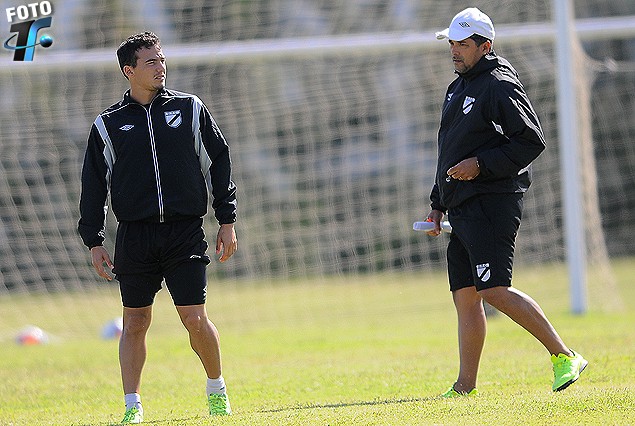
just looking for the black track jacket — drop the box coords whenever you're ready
[78,88,237,249]
[430,53,546,212]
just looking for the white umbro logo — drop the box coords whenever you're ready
[119,124,134,131]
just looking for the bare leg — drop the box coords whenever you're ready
[452,286,487,393]
[479,286,571,356]
[119,306,153,394]
[176,304,222,379]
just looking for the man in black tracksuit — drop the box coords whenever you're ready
[426,8,587,397]
[78,32,235,423]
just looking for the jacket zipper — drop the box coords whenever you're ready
[145,102,165,222]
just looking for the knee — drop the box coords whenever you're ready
[181,312,209,333]
[479,286,509,310]
[453,287,483,310]
[123,311,152,336]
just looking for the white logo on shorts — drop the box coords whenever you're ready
[476,263,491,282]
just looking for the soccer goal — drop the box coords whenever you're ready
[0,0,633,337]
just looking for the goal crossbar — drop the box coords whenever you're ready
[2,15,634,72]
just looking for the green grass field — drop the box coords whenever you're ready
[1,259,634,425]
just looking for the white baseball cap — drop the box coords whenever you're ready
[435,7,495,41]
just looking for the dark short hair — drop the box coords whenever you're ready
[116,31,161,77]
[469,34,492,47]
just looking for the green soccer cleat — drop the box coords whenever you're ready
[552,350,588,392]
[441,385,478,398]
[121,406,143,424]
[208,393,232,416]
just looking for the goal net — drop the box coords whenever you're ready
[0,0,633,338]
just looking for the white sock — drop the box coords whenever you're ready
[206,376,226,395]
[124,393,142,411]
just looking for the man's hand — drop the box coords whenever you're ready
[216,223,237,263]
[90,246,114,281]
[425,210,445,237]
[447,156,480,181]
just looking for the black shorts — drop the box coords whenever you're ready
[446,193,523,292]
[113,218,211,308]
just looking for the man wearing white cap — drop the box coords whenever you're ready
[425,8,588,397]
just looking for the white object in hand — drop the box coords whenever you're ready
[412,221,452,233]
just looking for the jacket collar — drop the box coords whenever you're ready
[121,88,168,107]
[456,52,499,81]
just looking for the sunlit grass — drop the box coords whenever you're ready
[0,259,633,425]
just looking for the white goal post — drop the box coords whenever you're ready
[554,0,587,314]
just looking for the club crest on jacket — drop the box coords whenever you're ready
[165,110,182,128]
